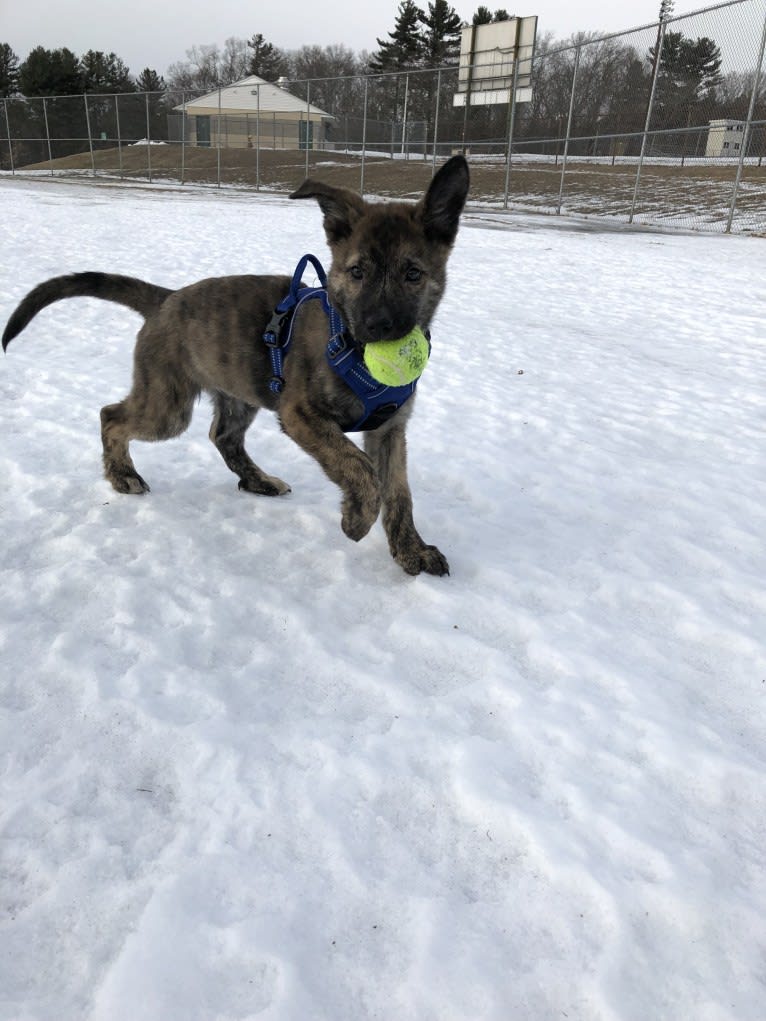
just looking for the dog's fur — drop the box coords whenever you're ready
[2,156,469,575]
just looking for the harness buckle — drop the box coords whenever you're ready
[264,309,292,348]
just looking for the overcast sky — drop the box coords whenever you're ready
[4,0,678,76]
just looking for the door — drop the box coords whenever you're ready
[196,116,211,147]
[299,119,314,150]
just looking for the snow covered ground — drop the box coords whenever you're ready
[1,176,765,1021]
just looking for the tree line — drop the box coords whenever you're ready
[2,0,763,162]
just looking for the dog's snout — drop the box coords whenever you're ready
[364,309,395,339]
[363,307,414,342]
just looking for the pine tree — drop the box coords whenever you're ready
[472,7,511,25]
[418,0,463,68]
[80,50,133,93]
[247,33,287,80]
[135,68,166,94]
[369,0,424,73]
[472,6,493,24]
[19,46,82,96]
[651,30,723,124]
[0,42,20,97]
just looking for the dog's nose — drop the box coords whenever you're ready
[364,310,395,339]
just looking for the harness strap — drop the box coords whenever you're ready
[263,254,422,433]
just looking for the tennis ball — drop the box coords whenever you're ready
[363,327,430,386]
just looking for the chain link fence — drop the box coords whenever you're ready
[2,0,765,232]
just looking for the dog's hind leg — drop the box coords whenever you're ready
[209,393,290,495]
[100,369,199,495]
[365,420,449,576]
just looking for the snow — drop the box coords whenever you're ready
[1,175,765,1021]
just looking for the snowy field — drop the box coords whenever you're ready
[1,176,765,1021]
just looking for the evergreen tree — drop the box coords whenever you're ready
[472,7,511,25]
[473,6,493,24]
[247,33,287,80]
[135,68,166,93]
[418,0,463,68]
[80,50,133,93]
[132,69,168,141]
[369,0,424,73]
[19,47,84,160]
[19,46,82,96]
[0,42,20,97]
[651,30,723,125]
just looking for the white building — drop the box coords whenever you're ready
[176,76,333,150]
[705,119,746,158]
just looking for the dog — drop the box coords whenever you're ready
[2,155,469,576]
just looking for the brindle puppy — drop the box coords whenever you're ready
[2,156,469,575]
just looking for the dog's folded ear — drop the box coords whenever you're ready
[418,155,470,247]
[290,180,367,243]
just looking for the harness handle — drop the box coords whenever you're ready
[276,253,328,313]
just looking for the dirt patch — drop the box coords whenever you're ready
[13,144,766,233]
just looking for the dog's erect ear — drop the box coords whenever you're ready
[418,155,470,246]
[290,180,367,243]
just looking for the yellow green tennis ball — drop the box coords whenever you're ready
[363,327,430,386]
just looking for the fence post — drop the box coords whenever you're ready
[256,83,261,192]
[83,94,96,176]
[42,97,53,172]
[402,73,410,159]
[432,68,442,174]
[630,18,667,224]
[305,79,311,178]
[3,99,14,174]
[145,92,153,183]
[361,76,368,196]
[217,84,222,188]
[726,4,766,233]
[115,94,123,178]
[503,42,522,210]
[180,91,186,185]
[556,44,581,215]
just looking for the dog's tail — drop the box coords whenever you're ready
[2,272,173,351]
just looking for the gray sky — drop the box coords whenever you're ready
[4,0,678,77]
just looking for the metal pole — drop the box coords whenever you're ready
[84,94,96,176]
[42,97,53,173]
[401,73,409,158]
[181,90,186,185]
[630,19,667,224]
[305,80,311,178]
[432,68,442,174]
[556,45,581,215]
[361,76,368,196]
[256,84,261,191]
[461,26,476,153]
[217,84,222,188]
[3,99,14,175]
[115,94,123,178]
[726,6,766,233]
[503,36,522,210]
[145,92,152,182]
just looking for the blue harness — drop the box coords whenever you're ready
[263,254,425,433]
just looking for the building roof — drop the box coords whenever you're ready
[177,76,333,118]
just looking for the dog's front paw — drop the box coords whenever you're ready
[395,543,450,577]
[341,487,381,542]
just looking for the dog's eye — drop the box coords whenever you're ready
[405,266,423,282]
[348,265,363,280]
